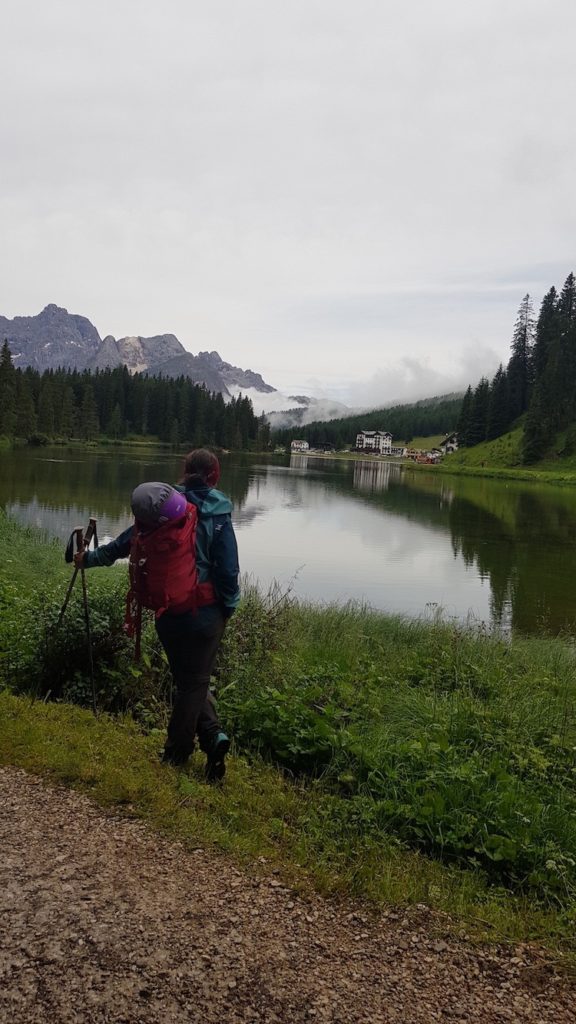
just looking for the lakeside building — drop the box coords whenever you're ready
[439,432,459,454]
[405,448,440,463]
[291,439,310,453]
[355,430,392,454]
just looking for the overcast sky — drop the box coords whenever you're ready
[1,0,575,405]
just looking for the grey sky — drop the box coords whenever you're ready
[1,0,575,405]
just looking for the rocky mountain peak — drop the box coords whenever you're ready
[0,305,277,397]
[42,303,67,315]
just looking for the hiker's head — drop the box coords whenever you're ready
[181,448,221,489]
[130,482,187,526]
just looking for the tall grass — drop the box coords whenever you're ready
[218,589,576,901]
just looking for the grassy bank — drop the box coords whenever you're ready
[1,511,576,950]
[0,434,270,456]
[431,461,576,486]
[0,433,174,450]
[431,428,576,486]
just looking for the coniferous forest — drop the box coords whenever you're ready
[457,272,576,463]
[0,351,267,450]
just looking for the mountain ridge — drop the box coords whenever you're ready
[0,304,276,400]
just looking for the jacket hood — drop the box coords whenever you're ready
[174,484,233,517]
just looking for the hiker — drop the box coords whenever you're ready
[75,449,240,781]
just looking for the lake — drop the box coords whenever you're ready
[1,446,575,636]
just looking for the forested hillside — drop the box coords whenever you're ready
[0,346,264,449]
[273,394,462,448]
[457,273,576,464]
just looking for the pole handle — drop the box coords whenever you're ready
[84,518,98,549]
[57,518,98,627]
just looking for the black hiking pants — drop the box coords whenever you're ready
[155,605,226,765]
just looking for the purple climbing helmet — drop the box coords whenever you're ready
[131,482,187,526]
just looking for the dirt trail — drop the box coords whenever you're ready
[1,766,574,1024]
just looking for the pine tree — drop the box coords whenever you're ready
[256,414,271,450]
[193,392,206,447]
[15,374,37,437]
[222,403,236,449]
[532,274,576,437]
[532,287,558,384]
[0,340,17,436]
[556,273,576,425]
[80,385,100,439]
[507,294,534,419]
[169,418,180,449]
[456,386,473,447]
[176,388,190,442]
[140,392,149,435]
[238,395,255,447]
[60,386,77,438]
[467,379,490,446]
[37,380,56,436]
[486,365,510,440]
[108,402,124,439]
[558,271,576,324]
[98,370,115,428]
[522,384,552,464]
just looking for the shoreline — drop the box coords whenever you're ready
[9,438,576,486]
[300,449,576,486]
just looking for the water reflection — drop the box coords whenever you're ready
[289,454,309,472]
[1,447,576,635]
[0,449,253,542]
[353,459,395,493]
[447,484,576,634]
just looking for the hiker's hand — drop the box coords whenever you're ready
[73,551,86,569]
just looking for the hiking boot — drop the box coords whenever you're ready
[205,732,230,784]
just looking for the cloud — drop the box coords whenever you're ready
[345,344,501,409]
[1,0,575,394]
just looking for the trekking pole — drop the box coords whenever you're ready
[57,517,98,627]
[76,528,97,716]
[57,517,98,715]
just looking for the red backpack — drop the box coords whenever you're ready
[124,502,214,658]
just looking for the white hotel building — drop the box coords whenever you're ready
[355,430,393,454]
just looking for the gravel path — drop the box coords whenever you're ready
[1,766,575,1024]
